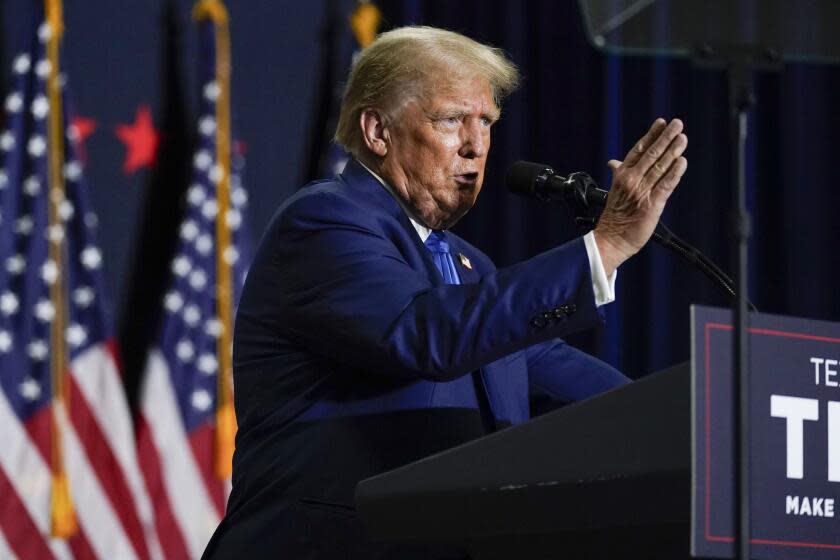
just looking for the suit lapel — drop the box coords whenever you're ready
[339,160,443,285]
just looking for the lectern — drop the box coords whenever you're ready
[357,307,840,559]
[356,362,692,559]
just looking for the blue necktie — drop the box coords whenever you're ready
[423,231,496,433]
[424,231,461,285]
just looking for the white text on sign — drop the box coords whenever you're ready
[770,395,840,481]
[785,495,835,517]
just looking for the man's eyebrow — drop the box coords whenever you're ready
[425,107,470,119]
[426,106,501,121]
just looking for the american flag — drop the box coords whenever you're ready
[136,2,251,558]
[0,10,160,560]
[308,0,381,179]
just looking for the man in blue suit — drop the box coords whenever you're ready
[203,26,688,559]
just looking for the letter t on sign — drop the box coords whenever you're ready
[771,395,819,479]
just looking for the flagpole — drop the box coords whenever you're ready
[44,0,78,538]
[193,0,236,481]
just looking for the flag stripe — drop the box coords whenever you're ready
[0,391,72,560]
[137,415,191,560]
[23,404,53,470]
[69,343,159,559]
[189,423,227,517]
[0,396,52,540]
[0,466,54,560]
[59,402,138,560]
[20,402,98,560]
[140,351,221,558]
[71,344,144,492]
[0,524,20,560]
[67,374,150,560]
[66,525,98,560]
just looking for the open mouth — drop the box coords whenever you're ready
[454,172,479,185]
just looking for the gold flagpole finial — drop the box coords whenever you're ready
[350,1,382,48]
[192,0,229,24]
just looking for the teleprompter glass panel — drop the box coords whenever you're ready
[578,0,840,63]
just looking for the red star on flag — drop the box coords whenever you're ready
[69,115,97,164]
[115,105,159,174]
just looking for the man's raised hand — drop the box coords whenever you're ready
[594,118,688,276]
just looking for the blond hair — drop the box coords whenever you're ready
[334,26,520,158]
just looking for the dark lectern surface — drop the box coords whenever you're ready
[356,362,692,559]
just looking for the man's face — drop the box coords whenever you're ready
[379,76,499,230]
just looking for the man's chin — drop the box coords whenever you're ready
[417,193,477,230]
[431,206,472,230]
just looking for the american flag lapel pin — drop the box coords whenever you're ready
[458,253,472,270]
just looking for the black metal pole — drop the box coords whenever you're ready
[729,61,754,560]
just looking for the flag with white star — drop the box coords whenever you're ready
[0,9,160,560]
[136,2,252,557]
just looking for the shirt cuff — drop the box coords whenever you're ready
[583,231,617,307]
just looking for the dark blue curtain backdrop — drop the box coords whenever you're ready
[1,0,838,392]
[373,0,840,378]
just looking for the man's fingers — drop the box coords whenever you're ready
[642,132,687,183]
[651,156,687,207]
[634,119,683,175]
[622,118,666,168]
[597,118,687,270]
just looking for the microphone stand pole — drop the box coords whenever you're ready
[731,55,754,560]
[695,44,781,560]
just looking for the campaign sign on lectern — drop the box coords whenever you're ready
[692,305,840,559]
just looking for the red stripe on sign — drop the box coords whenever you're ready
[0,466,55,560]
[704,323,713,542]
[189,422,227,517]
[750,538,840,550]
[68,376,151,560]
[137,415,191,560]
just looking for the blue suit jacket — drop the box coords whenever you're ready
[202,160,629,559]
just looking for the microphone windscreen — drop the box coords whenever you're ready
[505,161,554,198]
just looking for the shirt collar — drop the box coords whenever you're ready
[357,160,433,242]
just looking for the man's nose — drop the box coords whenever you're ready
[459,120,487,159]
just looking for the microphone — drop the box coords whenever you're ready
[505,160,758,311]
[505,161,609,209]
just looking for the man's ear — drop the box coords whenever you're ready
[360,108,389,157]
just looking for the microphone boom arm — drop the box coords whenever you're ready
[504,160,756,311]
